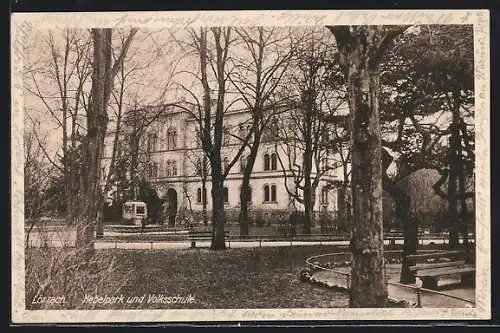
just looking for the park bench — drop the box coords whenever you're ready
[188,230,230,248]
[385,232,403,245]
[407,251,475,290]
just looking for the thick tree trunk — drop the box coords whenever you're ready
[347,68,387,307]
[210,172,227,250]
[75,29,113,253]
[328,25,407,308]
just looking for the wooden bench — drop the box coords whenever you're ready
[407,251,475,289]
[188,230,230,248]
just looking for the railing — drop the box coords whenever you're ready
[25,227,472,249]
[305,251,475,308]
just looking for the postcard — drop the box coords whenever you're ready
[11,9,490,323]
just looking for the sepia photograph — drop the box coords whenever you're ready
[10,10,490,323]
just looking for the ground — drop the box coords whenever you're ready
[26,245,349,310]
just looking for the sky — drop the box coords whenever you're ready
[22,25,474,170]
[22,26,339,158]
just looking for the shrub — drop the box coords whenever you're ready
[319,212,338,235]
[254,211,266,228]
[25,225,131,310]
[289,211,305,236]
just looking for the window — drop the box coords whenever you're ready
[101,166,106,183]
[166,160,172,176]
[271,185,277,202]
[147,132,157,152]
[172,160,177,176]
[321,187,329,204]
[264,184,276,202]
[271,153,277,170]
[239,124,247,138]
[223,126,230,145]
[167,127,177,150]
[240,155,246,174]
[247,125,253,143]
[192,129,200,148]
[196,159,202,175]
[223,187,229,204]
[196,188,207,203]
[264,185,270,202]
[166,160,177,177]
[264,153,270,171]
[223,157,229,173]
[150,162,158,178]
[321,158,328,172]
[239,123,252,140]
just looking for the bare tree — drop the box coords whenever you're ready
[96,29,181,234]
[276,29,346,234]
[74,28,137,252]
[25,30,92,225]
[172,27,253,250]
[24,124,58,246]
[228,27,295,237]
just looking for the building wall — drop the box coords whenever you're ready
[102,104,344,219]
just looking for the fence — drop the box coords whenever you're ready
[305,251,475,308]
[25,226,471,249]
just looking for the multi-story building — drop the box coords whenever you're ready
[102,101,345,225]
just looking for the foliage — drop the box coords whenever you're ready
[137,178,164,224]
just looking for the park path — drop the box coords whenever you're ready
[311,267,475,308]
[26,230,448,248]
[94,238,447,249]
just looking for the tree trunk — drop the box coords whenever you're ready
[238,172,251,237]
[303,176,313,234]
[75,29,114,253]
[130,133,140,200]
[448,87,461,250]
[347,68,387,307]
[337,183,346,232]
[210,170,226,250]
[238,136,260,237]
[202,174,208,225]
[328,25,407,308]
[394,190,416,284]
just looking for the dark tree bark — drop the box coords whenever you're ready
[447,86,461,250]
[327,25,408,307]
[239,131,261,237]
[75,28,137,252]
[210,158,226,250]
[387,184,416,284]
[201,155,209,225]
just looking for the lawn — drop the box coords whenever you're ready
[26,245,349,310]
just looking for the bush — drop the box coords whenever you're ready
[289,211,306,236]
[26,247,131,309]
[319,212,338,235]
[254,211,266,228]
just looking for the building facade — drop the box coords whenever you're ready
[102,102,344,225]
